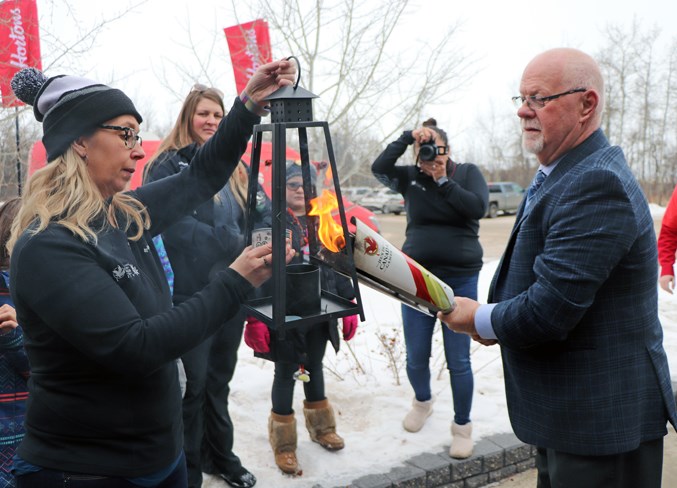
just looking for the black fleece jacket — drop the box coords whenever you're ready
[10,98,259,478]
[144,143,271,304]
[371,130,489,276]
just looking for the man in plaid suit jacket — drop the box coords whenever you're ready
[440,48,677,488]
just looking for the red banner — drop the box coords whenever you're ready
[224,19,272,94]
[0,0,42,107]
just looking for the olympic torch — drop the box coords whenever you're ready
[310,190,456,316]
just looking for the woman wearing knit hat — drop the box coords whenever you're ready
[6,59,295,487]
[243,162,357,476]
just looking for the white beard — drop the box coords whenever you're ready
[522,132,544,155]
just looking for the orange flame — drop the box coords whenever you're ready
[309,189,346,253]
[324,164,333,187]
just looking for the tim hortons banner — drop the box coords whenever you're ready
[224,19,272,94]
[0,0,41,107]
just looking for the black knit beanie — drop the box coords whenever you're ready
[286,162,316,184]
[11,68,143,161]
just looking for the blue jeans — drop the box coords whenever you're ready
[401,273,477,425]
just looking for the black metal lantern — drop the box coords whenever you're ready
[243,58,364,331]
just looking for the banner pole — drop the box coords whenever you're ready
[14,107,21,196]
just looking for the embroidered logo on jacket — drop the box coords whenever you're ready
[112,263,140,281]
[410,180,427,192]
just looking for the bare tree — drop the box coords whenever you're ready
[237,0,477,185]
[597,20,642,150]
[596,19,677,202]
[461,18,677,201]
[654,37,677,202]
[468,100,534,186]
[0,0,146,198]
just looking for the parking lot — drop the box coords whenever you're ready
[376,213,516,261]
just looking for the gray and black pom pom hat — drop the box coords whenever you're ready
[11,68,142,161]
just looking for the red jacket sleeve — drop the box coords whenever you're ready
[658,185,677,276]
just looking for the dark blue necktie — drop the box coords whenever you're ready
[525,170,546,209]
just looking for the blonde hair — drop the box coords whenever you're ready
[0,197,21,269]
[143,86,249,212]
[8,147,149,253]
[143,87,225,180]
[228,161,249,211]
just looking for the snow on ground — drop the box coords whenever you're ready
[204,203,676,487]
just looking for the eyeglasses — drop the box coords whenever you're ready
[98,125,142,149]
[191,83,224,99]
[286,181,304,191]
[511,88,586,109]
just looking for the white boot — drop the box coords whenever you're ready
[402,397,434,433]
[449,421,473,459]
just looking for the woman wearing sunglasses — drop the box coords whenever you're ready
[371,117,488,459]
[243,163,357,476]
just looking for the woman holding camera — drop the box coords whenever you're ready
[371,118,488,459]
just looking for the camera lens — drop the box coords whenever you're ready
[419,142,437,161]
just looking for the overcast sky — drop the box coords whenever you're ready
[39,0,677,152]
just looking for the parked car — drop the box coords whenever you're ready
[342,186,374,204]
[360,188,405,215]
[486,181,525,218]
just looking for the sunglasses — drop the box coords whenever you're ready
[191,83,224,99]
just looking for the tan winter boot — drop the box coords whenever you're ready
[402,397,434,433]
[268,411,300,475]
[449,421,473,459]
[303,399,345,451]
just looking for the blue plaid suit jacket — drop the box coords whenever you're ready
[489,129,677,455]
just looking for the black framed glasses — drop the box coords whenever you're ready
[99,125,142,149]
[511,88,586,110]
[191,83,224,99]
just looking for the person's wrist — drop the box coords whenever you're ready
[239,90,270,116]
[436,176,448,186]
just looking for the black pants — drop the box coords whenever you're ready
[16,453,187,487]
[271,324,329,415]
[181,311,244,488]
[536,437,664,488]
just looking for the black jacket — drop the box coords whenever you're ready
[372,130,489,277]
[145,143,271,303]
[10,98,258,477]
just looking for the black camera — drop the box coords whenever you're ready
[418,139,447,162]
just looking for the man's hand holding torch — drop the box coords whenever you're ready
[437,297,498,347]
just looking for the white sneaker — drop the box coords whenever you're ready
[449,421,473,458]
[402,397,434,433]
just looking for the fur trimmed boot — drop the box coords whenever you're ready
[449,421,473,459]
[303,399,345,451]
[268,411,300,475]
[402,397,434,433]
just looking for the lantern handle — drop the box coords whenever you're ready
[286,55,301,90]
